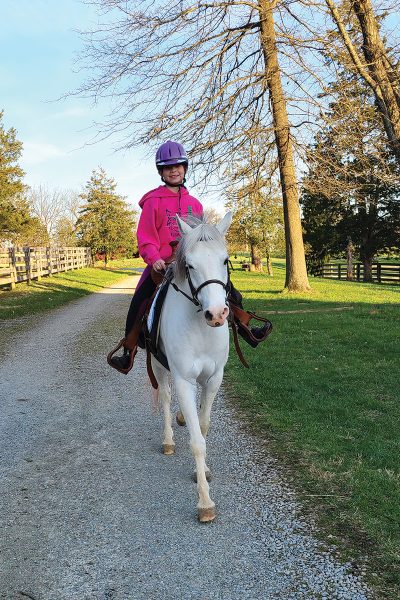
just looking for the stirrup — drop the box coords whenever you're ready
[107,338,137,374]
[229,305,272,347]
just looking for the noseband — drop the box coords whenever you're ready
[171,264,231,310]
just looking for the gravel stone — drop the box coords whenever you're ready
[0,277,372,599]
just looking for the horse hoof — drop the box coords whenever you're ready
[162,444,175,455]
[176,411,186,426]
[198,506,216,523]
[193,470,212,482]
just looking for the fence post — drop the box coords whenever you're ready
[9,247,16,289]
[46,247,52,276]
[376,263,381,283]
[36,248,42,281]
[24,247,32,284]
[338,264,341,280]
[56,247,61,273]
[356,263,361,281]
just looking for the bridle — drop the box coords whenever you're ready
[170,263,231,311]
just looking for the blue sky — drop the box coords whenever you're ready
[2,1,399,213]
[1,0,164,209]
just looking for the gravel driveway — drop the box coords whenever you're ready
[0,276,371,600]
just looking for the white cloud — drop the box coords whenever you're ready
[22,141,65,165]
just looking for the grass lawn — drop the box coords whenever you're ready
[227,259,399,598]
[0,258,145,320]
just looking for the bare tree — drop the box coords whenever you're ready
[28,185,74,241]
[324,0,400,162]
[225,130,284,271]
[76,0,311,290]
[204,207,223,225]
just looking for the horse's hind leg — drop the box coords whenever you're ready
[151,358,175,455]
[175,377,216,522]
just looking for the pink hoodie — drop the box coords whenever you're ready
[137,185,203,266]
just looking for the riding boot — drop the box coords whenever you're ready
[107,308,148,374]
[229,304,272,348]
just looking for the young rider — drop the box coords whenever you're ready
[108,140,270,373]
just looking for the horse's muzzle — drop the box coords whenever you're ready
[204,306,229,327]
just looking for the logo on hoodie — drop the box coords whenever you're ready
[166,209,180,237]
[166,205,193,237]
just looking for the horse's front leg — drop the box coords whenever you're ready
[174,376,216,522]
[151,358,175,455]
[199,369,224,437]
[198,369,224,479]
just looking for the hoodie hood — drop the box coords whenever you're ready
[138,185,189,208]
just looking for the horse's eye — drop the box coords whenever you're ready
[187,264,194,270]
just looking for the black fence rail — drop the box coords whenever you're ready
[317,262,400,284]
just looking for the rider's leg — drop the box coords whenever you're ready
[109,274,157,371]
[124,274,157,339]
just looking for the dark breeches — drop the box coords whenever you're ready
[228,284,243,309]
[125,274,157,336]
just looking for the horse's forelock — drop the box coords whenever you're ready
[174,215,226,282]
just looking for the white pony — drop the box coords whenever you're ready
[151,212,232,522]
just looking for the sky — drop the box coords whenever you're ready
[1,0,190,211]
[2,1,399,214]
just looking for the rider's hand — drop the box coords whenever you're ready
[152,259,166,273]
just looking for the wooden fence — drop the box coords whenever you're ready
[319,262,400,284]
[0,246,92,289]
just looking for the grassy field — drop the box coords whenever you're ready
[0,258,145,320]
[1,257,399,596]
[227,259,399,598]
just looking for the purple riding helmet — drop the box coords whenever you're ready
[155,141,188,168]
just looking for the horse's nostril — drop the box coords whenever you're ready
[205,310,213,321]
[215,322,221,327]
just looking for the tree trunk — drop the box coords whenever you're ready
[346,237,354,281]
[352,0,400,162]
[258,0,310,291]
[326,0,400,163]
[362,256,373,282]
[266,249,273,276]
[250,242,256,266]
[250,243,263,271]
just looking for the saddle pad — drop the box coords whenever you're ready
[145,279,170,370]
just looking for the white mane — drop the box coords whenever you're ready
[174,215,227,282]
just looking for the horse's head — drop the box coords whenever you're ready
[175,212,232,327]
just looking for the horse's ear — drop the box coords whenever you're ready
[216,212,232,236]
[176,214,192,236]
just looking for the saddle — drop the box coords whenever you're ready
[106,271,171,379]
[143,275,171,371]
[107,248,272,381]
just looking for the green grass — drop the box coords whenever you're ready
[227,259,399,598]
[0,258,145,320]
